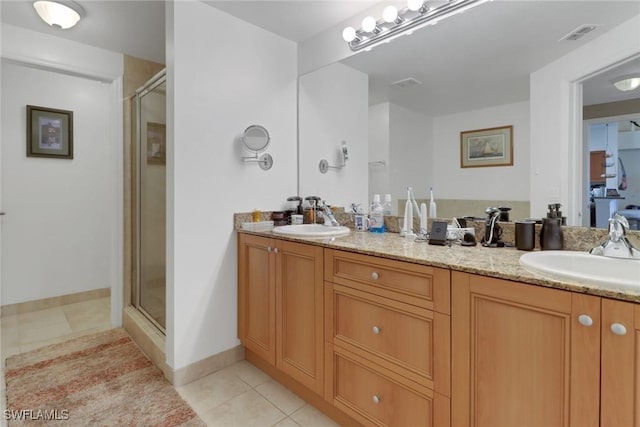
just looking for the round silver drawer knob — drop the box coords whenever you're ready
[371,272,379,280]
[611,323,627,336]
[372,395,381,404]
[372,326,381,335]
[578,314,593,327]
[267,246,272,253]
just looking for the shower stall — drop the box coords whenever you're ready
[132,69,166,332]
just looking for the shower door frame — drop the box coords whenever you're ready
[134,69,167,333]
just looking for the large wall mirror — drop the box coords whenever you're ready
[298,1,640,226]
[582,58,640,229]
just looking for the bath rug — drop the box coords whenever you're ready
[5,328,205,427]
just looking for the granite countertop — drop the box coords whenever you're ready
[238,228,640,304]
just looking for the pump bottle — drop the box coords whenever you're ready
[370,194,385,233]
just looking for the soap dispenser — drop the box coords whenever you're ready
[540,203,564,250]
[540,218,564,250]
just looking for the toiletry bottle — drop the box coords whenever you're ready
[382,194,392,216]
[370,194,385,233]
[429,187,437,218]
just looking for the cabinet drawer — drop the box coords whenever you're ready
[324,249,450,313]
[330,348,449,427]
[330,284,450,393]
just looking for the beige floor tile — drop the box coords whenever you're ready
[0,314,19,329]
[177,366,252,414]
[95,296,110,307]
[15,306,66,326]
[290,405,341,427]
[62,299,111,332]
[199,389,286,427]
[1,319,19,347]
[1,344,21,361]
[18,325,113,353]
[2,315,22,362]
[273,418,301,427]
[255,380,306,415]
[225,360,272,388]
[18,319,73,346]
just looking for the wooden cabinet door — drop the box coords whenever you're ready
[238,234,276,365]
[276,240,324,395]
[590,150,606,185]
[452,272,600,427]
[600,299,640,427]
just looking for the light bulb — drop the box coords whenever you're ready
[362,16,377,33]
[342,26,357,42]
[407,0,424,12]
[382,5,398,23]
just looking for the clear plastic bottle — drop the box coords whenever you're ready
[370,194,385,233]
[382,194,392,216]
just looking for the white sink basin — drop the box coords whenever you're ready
[519,250,640,290]
[272,224,351,238]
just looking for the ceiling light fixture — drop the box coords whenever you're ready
[613,75,640,92]
[342,0,490,52]
[33,0,85,29]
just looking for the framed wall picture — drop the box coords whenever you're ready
[146,122,166,165]
[460,125,513,168]
[26,105,74,159]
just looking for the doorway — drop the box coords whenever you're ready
[584,116,640,229]
[133,69,167,332]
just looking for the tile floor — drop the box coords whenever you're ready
[0,299,340,427]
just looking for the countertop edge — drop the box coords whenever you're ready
[237,229,640,304]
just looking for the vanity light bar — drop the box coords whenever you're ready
[344,0,490,52]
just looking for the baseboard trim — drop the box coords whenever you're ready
[171,345,245,387]
[123,306,244,386]
[1,288,110,317]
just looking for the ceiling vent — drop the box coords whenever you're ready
[559,24,597,41]
[391,77,423,88]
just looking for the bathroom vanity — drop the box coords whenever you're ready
[237,230,640,427]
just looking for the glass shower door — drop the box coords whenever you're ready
[136,70,166,331]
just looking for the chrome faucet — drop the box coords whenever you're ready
[590,214,640,259]
[320,201,340,227]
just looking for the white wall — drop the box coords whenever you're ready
[432,101,530,201]
[1,24,122,82]
[389,103,433,206]
[368,103,390,207]
[530,14,640,223]
[0,25,123,318]
[368,102,434,210]
[299,62,368,210]
[168,1,297,370]
[1,62,114,304]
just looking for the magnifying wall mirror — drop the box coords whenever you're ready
[319,140,349,173]
[241,124,273,170]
